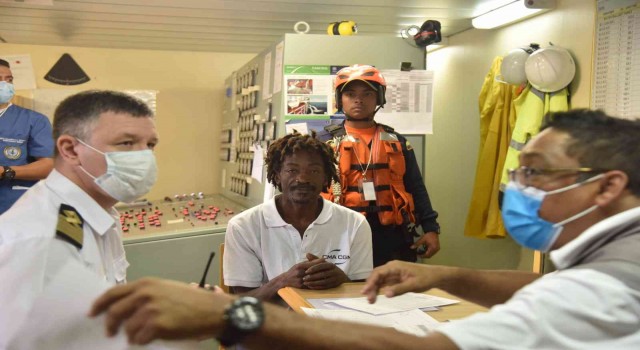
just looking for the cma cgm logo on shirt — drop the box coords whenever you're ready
[323,249,350,265]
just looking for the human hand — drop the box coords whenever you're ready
[89,278,234,345]
[411,231,440,258]
[361,260,449,303]
[279,254,326,289]
[302,253,350,289]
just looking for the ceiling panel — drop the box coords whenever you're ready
[0,0,509,53]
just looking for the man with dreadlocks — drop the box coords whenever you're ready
[223,132,373,302]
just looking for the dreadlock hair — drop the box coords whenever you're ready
[266,131,339,191]
[540,109,640,196]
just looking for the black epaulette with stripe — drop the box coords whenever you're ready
[56,204,84,249]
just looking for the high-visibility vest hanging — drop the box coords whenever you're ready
[500,85,570,191]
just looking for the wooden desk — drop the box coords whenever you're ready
[278,283,487,322]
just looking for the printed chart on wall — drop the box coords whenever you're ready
[591,0,640,119]
[377,70,434,134]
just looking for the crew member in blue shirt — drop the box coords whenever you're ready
[0,58,54,214]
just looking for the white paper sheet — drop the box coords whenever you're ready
[251,143,264,183]
[285,122,309,135]
[273,41,284,94]
[331,292,459,315]
[376,69,435,134]
[302,308,440,337]
[262,52,272,100]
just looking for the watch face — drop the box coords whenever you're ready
[3,167,15,180]
[229,298,264,331]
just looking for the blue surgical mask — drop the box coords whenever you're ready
[0,81,14,104]
[501,174,603,252]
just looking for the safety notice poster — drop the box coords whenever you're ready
[283,65,336,120]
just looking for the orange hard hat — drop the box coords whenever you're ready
[334,64,386,110]
[334,64,386,90]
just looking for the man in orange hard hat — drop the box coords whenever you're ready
[322,64,441,266]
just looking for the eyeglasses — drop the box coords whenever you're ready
[508,166,605,188]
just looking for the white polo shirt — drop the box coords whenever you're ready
[436,207,640,349]
[0,169,129,345]
[224,197,373,287]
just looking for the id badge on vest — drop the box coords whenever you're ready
[359,179,377,201]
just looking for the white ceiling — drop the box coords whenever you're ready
[0,0,510,54]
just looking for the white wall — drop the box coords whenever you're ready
[423,0,595,269]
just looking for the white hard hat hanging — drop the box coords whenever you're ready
[524,46,575,92]
[500,48,531,85]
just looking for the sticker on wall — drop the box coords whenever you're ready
[44,53,90,85]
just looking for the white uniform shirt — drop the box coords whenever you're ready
[0,169,129,345]
[224,197,373,287]
[437,207,640,350]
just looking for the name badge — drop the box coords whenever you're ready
[360,180,377,201]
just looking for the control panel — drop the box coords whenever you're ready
[117,193,246,242]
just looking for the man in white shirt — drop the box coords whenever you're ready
[0,90,159,347]
[224,132,373,301]
[91,109,640,349]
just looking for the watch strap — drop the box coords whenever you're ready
[218,323,244,347]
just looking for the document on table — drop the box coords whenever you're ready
[330,292,459,315]
[302,308,440,337]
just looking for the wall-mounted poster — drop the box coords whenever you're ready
[283,65,337,121]
[376,69,435,134]
[591,0,640,119]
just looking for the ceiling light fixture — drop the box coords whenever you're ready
[472,0,555,29]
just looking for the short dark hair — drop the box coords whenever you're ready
[53,90,153,155]
[541,109,640,196]
[0,59,9,69]
[265,131,339,191]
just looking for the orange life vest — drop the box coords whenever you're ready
[322,125,416,226]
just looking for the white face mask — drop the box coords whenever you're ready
[77,139,158,203]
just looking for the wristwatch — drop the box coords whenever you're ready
[217,296,265,347]
[1,166,15,181]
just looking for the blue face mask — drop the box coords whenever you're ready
[0,81,14,104]
[501,174,603,252]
